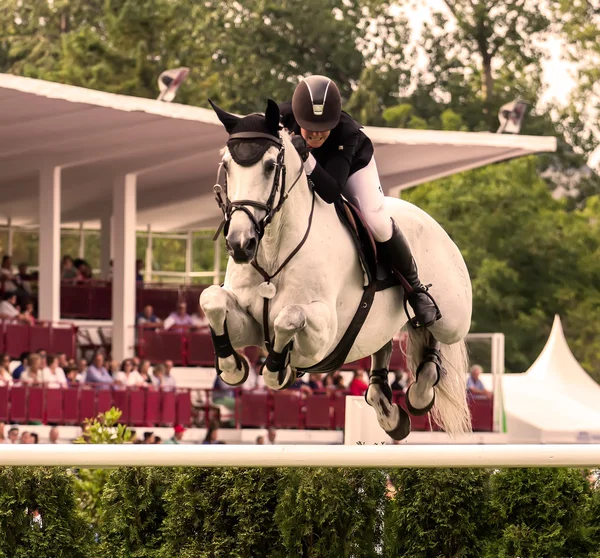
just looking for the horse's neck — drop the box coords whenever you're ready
[256,169,313,276]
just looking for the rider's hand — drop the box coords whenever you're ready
[290,134,310,162]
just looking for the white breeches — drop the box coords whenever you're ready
[343,155,393,242]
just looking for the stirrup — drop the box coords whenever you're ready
[403,284,442,329]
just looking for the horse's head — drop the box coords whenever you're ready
[210,99,301,264]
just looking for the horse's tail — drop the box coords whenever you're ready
[405,327,471,435]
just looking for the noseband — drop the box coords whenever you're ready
[212,131,304,241]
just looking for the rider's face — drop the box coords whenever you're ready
[301,128,330,149]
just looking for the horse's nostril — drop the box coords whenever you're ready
[245,237,257,253]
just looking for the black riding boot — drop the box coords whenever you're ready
[380,219,441,328]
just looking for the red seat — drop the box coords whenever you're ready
[145,389,160,426]
[51,326,77,360]
[139,329,186,365]
[28,386,44,423]
[62,387,79,425]
[61,284,92,319]
[187,331,215,366]
[5,323,30,359]
[45,389,64,424]
[237,392,269,428]
[30,323,52,353]
[175,390,191,427]
[112,389,129,424]
[470,396,493,431]
[9,385,27,423]
[332,393,346,430]
[273,392,303,429]
[305,393,332,429]
[160,390,176,426]
[79,388,96,423]
[0,385,9,421]
[128,389,146,426]
[96,389,113,415]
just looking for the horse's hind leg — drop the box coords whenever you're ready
[366,340,411,441]
[200,286,262,386]
[406,330,442,415]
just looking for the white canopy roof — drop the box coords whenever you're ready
[0,73,557,232]
[485,315,600,443]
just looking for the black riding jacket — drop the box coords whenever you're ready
[278,101,374,204]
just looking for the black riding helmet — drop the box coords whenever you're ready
[291,75,342,132]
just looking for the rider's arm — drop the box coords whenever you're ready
[304,153,351,204]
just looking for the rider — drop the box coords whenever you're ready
[279,75,440,328]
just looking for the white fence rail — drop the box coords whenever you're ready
[1,445,600,468]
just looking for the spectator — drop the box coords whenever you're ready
[76,358,88,381]
[84,353,114,387]
[20,431,31,444]
[0,422,5,443]
[136,259,144,284]
[42,354,68,389]
[143,432,155,444]
[21,302,36,325]
[163,301,194,332]
[74,259,92,280]
[161,360,177,390]
[191,305,210,329]
[256,435,264,445]
[153,436,162,444]
[0,354,12,386]
[61,255,79,280]
[36,349,48,369]
[212,374,236,411]
[31,433,39,444]
[307,372,324,391]
[348,369,368,396]
[391,371,407,393]
[49,427,60,444]
[151,363,167,389]
[0,255,17,291]
[267,426,277,445]
[8,427,19,444]
[12,351,30,380]
[137,305,161,327]
[115,359,145,388]
[138,360,153,384]
[323,373,336,393]
[202,423,223,445]
[15,263,33,294]
[163,425,185,444]
[467,365,492,399]
[333,374,346,390]
[57,353,69,370]
[65,368,79,385]
[0,292,25,321]
[20,353,44,385]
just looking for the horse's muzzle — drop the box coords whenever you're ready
[226,232,258,263]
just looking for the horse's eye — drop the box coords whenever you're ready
[264,161,276,173]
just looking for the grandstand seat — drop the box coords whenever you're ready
[160,390,176,426]
[61,283,92,319]
[62,387,79,425]
[332,393,346,430]
[470,396,493,431]
[175,390,192,427]
[79,388,96,423]
[90,284,112,320]
[305,393,332,429]
[45,388,64,424]
[272,392,303,429]
[112,389,130,424]
[5,323,30,359]
[0,385,8,421]
[236,392,269,428]
[128,389,146,426]
[28,387,44,423]
[137,288,180,320]
[139,329,186,365]
[187,331,215,366]
[145,389,160,426]
[9,385,27,423]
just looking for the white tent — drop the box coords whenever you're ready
[488,315,600,444]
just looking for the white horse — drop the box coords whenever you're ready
[200,100,473,440]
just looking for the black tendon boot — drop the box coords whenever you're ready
[380,219,441,328]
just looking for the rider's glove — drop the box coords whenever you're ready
[290,134,310,162]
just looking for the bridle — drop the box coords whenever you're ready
[212,131,306,242]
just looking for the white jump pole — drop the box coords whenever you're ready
[1,445,600,468]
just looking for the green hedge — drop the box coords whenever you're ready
[0,465,598,558]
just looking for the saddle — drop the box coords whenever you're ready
[296,200,400,375]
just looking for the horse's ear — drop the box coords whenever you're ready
[265,99,280,137]
[208,99,240,134]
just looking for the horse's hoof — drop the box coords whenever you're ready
[219,355,249,386]
[263,365,296,391]
[386,406,411,441]
[405,384,435,416]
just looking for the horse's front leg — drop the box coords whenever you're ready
[262,301,332,390]
[200,286,262,386]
